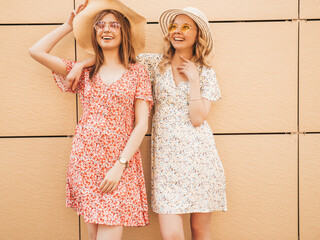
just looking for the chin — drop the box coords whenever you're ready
[172,44,193,52]
[98,43,120,50]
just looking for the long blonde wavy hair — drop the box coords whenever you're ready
[158,18,212,73]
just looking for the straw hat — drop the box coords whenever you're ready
[73,0,146,54]
[159,7,213,53]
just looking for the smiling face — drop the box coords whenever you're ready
[95,13,122,51]
[169,14,198,52]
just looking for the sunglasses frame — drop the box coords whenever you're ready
[94,21,122,33]
[168,23,197,34]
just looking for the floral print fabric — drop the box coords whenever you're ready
[137,53,227,214]
[52,59,153,226]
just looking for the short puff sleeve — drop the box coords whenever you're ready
[135,64,154,114]
[136,53,162,84]
[200,67,221,102]
[52,59,84,94]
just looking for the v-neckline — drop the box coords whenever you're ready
[97,65,130,89]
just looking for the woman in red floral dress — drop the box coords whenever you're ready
[29,1,152,239]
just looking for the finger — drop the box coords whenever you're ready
[106,182,115,193]
[76,4,83,14]
[177,69,185,75]
[180,55,191,63]
[71,77,79,91]
[104,180,114,193]
[110,183,118,192]
[99,180,106,191]
[83,0,89,9]
[66,77,73,89]
[102,181,111,193]
[77,0,88,14]
[176,66,185,71]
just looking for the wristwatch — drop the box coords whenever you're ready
[119,156,128,168]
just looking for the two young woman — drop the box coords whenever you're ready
[30,0,227,239]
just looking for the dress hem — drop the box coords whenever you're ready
[67,204,149,227]
[152,207,228,215]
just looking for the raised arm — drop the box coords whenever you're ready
[29,5,85,76]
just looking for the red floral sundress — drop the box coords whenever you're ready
[52,59,153,226]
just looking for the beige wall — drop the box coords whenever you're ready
[1,0,319,239]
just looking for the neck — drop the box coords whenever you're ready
[102,48,122,66]
[172,49,193,66]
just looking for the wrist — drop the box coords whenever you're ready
[62,23,73,32]
[118,156,128,169]
[188,76,200,84]
[115,160,126,170]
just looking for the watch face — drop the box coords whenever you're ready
[120,157,126,164]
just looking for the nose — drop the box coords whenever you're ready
[103,24,111,33]
[173,27,182,34]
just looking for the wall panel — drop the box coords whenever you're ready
[0,0,73,23]
[120,0,298,21]
[208,22,298,133]
[299,134,320,240]
[211,134,298,240]
[0,26,77,136]
[299,21,320,132]
[300,0,320,19]
[0,137,78,240]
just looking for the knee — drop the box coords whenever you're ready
[88,232,97,240]
[161,229,184,240]
[191,221,209,238]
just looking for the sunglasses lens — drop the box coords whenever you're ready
[181,24,191,33]
[95,21,105,31]
[168,23,177,33]
[109,22,120,32]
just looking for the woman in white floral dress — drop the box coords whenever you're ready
[137,8,227,239]
[68,5,227,240]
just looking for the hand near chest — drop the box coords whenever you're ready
[175,56,200,82]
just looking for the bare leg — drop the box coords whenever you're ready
[190,212,212,240]
[96,225,123,240]
[86,222,98,240]
[158,214,185,240]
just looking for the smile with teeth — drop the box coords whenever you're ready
[102,36,114,40]
[174,37,184,41]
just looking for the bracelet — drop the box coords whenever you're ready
[189,98,202,101]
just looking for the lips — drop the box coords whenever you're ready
[172,34,185,42]
[174,37,184,41]
[102,36,114,40]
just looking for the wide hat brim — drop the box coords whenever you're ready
[159,8,213,54]
[73,0,146,54]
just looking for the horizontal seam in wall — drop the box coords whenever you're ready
[1,132,320,138]
[1,18,320,26]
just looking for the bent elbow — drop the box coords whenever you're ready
[136,121,149,135]
[29,47,35,58]
[29,47,40,60]
[143,123,149,135]
[190,118,204,127]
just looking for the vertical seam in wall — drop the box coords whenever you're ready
[298,0,300,20]
[297,134,300,240]
[297,17,300,240]
[73,1,81,240]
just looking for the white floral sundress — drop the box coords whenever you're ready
[137,53,227,214]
